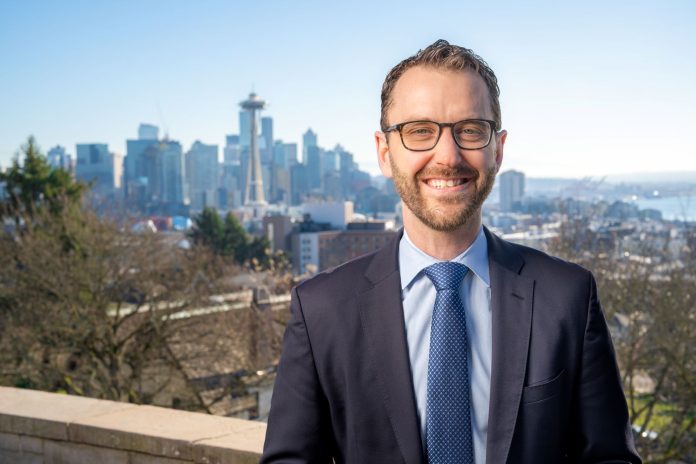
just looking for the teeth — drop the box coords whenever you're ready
[428,179,464,189]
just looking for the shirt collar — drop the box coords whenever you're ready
[399,226,490,290]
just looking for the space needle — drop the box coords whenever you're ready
[240,92,268,218]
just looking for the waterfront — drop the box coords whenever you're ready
[633,194,696,222]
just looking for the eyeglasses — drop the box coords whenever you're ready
[384,119,498,151]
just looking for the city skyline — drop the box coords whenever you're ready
[1,0,694,178]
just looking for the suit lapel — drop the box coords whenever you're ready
[484,228,534,464]
[359,231,424,464]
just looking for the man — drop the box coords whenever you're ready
[262,40,641,463]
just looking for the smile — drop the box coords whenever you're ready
[424,178,468,189]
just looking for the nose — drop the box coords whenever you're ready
[432,126,462,167]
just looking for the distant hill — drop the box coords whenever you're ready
[522,172,696,195]
[604,171,696,184]
[524,177,586,195]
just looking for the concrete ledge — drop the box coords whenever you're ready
[0,387,265,463]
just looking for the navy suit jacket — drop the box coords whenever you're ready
[261,228,641,463]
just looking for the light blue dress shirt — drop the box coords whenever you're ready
[399,227,492,464]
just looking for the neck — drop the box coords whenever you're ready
[403,211,482,261]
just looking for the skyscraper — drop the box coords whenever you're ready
[138,123,159,141]
[75,143,115,196]
[302,128,317,164]
[290,163,309,206]
[160,140,186,206]
[284,142,298,167]
[224,134,241,163]
[240,92,267,217]
[125,125,160,210]
[47,145,73,172]
[269,141,296,205]
[261,116,273,164]
[306,145,323,190]
[338,147,356,200]
[220,134,242,210]
[499,170,525,211]
[186,141,219,210]
[323,146,340,175]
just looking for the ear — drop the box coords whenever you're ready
[493,129,507,173]
[375,131,393,178]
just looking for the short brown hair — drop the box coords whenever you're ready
[380,39,501,132]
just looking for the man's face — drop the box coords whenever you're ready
[376,66,507,232]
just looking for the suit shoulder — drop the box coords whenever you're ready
[505,238,593,281]
[497,238,598,315]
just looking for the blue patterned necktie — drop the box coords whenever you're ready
[424,262,474,464]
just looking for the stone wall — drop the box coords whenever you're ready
[0,386,265,463]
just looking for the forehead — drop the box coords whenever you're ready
[388,65,492,123]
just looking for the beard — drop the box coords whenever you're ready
[390,158,496,232]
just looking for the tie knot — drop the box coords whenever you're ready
[424,262,469,291]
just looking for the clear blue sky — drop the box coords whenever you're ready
[1,0,694,178]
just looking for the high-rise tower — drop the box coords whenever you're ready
[499,170,525,212]
[240,92,268,217]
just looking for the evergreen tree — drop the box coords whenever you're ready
[0,136,85,223]
[188,207,287,271]
[189,208,250,264]
[223,212,248,263]
[189,207,225,252]
[246,235,273,270]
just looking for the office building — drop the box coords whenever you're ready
[338,148,356,198]
[306,145,323,190]
[291,227,398,274]
[270,165,290,204]
[273,141,297,169]
[260,116,273,164]
[221,135,242,210]
[323,148,339,176]
[124,132,161,210]
[290,163,309,206]
[262,214,293,253]
[138,124,159,141]
[47,145,73,172]
[187,141,219,210]
[224,135,241,163]
[303,201,354,228]
[302,128,317,164]
[160,140,186,206]
[499,170,525,212]
[112,153,123,190]
[75,143,115,196]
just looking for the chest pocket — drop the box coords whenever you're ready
[521,368,565,404]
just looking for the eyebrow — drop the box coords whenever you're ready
[395,115,488,122]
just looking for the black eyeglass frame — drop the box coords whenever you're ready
[383,118,499,152]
